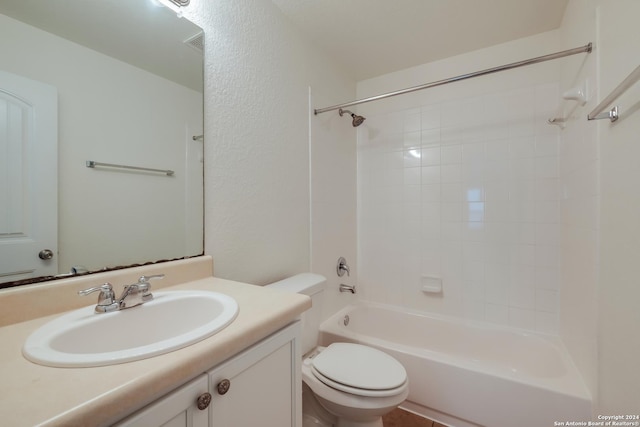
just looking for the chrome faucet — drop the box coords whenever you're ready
[79,274,164,313]
[336,257,350,277]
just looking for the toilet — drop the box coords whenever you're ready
[267,273,408,427]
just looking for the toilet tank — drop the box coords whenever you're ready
[267,273,326,355]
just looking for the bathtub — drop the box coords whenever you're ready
[319,302,591,427]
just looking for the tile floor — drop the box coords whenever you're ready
[382,408,447,427]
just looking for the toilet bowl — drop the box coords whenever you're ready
[267,274,409,427]
[303,344,408,427]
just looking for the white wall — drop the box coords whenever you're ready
[185,0,357,298]
[311,93,358,319]
[557,0,600,403]
[356,31,563,332]
[591,0,640,415]
[0,14,202,274]
[558,0,640,414]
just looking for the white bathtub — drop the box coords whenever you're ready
[319,302,591,427]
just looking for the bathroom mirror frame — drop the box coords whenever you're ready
[0,0,204,289]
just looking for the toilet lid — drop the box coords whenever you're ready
[311,343,407,391]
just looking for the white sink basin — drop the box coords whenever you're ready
[23,290,238,368]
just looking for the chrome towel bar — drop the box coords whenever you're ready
[86,161,174,176]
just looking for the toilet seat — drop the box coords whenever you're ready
[310,343,407,398]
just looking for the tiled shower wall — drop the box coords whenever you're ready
[357,83,561,333]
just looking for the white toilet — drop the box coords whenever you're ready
[268,273,409,427]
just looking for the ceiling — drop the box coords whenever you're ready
[271,0,569,80]
[0,0,203,91]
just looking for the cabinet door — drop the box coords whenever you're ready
[209,322,301,427]
[115,375,209,427]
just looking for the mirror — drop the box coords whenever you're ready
[0,0,204,288]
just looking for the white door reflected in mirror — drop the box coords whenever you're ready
[0,70,58,282]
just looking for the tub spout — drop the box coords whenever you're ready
[339,284,356,294]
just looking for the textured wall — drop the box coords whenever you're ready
[185,0,356,286]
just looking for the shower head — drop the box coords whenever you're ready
[338,108,366,127]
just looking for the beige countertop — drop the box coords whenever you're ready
[0,275,310,427]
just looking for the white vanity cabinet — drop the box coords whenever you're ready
[115,375,210,427]
[208,321,301,426]
[116,322,301,427]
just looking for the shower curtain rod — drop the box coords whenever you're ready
[314,43,592,115]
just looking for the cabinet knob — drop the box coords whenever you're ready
[217,379,231,395]
[196,392,212,410]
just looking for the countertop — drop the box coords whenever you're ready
[0,276,311,427]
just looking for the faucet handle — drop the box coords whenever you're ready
[137,274,164,285]
[135,274,164,294]
[78,282,114,297]
[119,275,162,309]
[78,283,118,313]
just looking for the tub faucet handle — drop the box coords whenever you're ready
[337,257,350,277]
